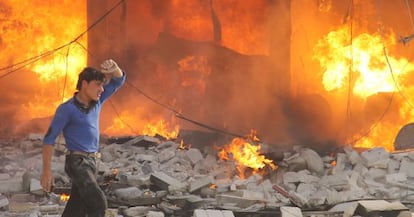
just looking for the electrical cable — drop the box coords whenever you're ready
[125,81,245,138]
[405,0,414,32]
[76,0,248,139]
[345,0,354,144]
[0,0,276,141]
[394,0,414,110]
[347,0,410,146]
[62,46,71,102]
[107,98,140,135]
[0,0,125,80]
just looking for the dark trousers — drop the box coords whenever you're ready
[62,155,107,217]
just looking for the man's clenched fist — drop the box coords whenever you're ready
[100,59,121,74]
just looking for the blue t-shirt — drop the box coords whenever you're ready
[43,72,126,152]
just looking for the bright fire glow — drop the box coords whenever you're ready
[314,26,414,98]
[103,109,179,139]
[314,25,414,151]
[178,139,192,150]
[218,131,277,179]
[1,1,87,121]
[60,194,70,203]
[142,119,179,140]
[167,0,270,55]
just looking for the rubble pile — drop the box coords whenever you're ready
[0,133,414,217]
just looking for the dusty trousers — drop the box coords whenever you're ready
[62,154,107,217]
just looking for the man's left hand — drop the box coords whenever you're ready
[100,59,121,74]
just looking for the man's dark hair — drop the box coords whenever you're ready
[76,67,106,90]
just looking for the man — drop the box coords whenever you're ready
[41,59,126,217]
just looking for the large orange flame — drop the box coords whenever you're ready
[314,26,414,98]
[313,25,414,151]
[1,0,87,122]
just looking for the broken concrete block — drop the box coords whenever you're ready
[355,200,409,216]
[284,153,307,172]
[158,148,177,163]
[39,204,63,214]
[296,183,317,198]
[165,194,205,209]
[193,209,235,217]
[300,147,325,176]
[120,173,151,186]
[0,177,24,193]
[0,195,9,209]
[8,201,39,213]
[360,147,389,168]
[188,176,214,193]
[216,194,258,208]
[366,168,387,179]
[156,141,179,151]
[283,170,319,184]
[136,153,156,162]
[288,191,308,208]
[0,173,11,180]
[307,191,327,207]
[399,158,414,178]
[209,162,236,179]
[123,135,160,147]
[185,148,204,165]
[230,189,265,201]
[147,210,165,217]
[343,146,363,165]
[331,153,347,175]
[319,174,349,191]
[385,173,407,184]
[114,186,143,201]
[280,206,303,217]
[150,172,186,191]
[329,201,359,217]
[122,206,156,217]
[30,178,44,196]
[388,159,400,175]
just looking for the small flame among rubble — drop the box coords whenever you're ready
[218,130,277,179]
[104,114,180,140]
[60,194,70,203]
[142,119,179,140]
[178,139,192,150]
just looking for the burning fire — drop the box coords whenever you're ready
[178,139,192,150]
[142,119,179,140]
[104,109,179,139]
[313,25,414,151]
[314,26,414,98]
[167,1,270,55]
[60,194,70,203]
[4,0,414,154]
[218,130,277,179]
[0,1,87,122]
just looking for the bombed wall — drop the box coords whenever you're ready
[86,0,293,146]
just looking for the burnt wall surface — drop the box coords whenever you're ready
[87,0,295,146]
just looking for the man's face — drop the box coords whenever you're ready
[83,80,104,101]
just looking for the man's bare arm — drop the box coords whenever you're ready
[41,144,54,192]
